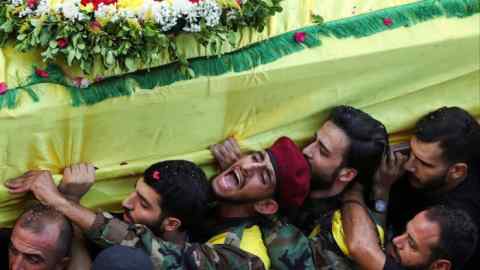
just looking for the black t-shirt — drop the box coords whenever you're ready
[0,228,12,269]
[387,167,480,269]
[383,255,405,270]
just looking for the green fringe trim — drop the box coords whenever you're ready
[1,0,479,109]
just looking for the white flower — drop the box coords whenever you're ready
[148,1,180,32]
[181,0,221,32]
[95,3,118,19]
[10,0,23,6]
[58,0,88,21]
[34,0,50,16]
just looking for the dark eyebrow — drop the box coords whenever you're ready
[136,192,151,207]
[412,152,434,167]
[407,233,418,249]
[317,139,330,155]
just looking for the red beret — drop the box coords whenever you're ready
[267,137,311,209]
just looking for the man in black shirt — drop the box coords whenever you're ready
[342,199,477,270]
[342,106,480,270]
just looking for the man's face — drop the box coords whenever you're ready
[404,137,450,190]
[302,121,349,190]
[386,211,441,270]
[212,150,277,203]
[122,178,163,229]
[9,224,65,270]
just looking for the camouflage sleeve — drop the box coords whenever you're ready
[262,219,317,270]
[85,212,265,270]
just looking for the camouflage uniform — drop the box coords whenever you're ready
[86,212,265,270]
[261,214,356,270]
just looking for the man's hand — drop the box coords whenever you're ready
[59,163,95,202]
[373,151,408,196]
[210,137,242,170]
[5,170,63,206]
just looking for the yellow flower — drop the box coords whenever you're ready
[47,0,63,9]
[117,0,145,10]
[80,3,95,13]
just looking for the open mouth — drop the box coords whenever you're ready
[123,211,133,224]
[220,167,243,191]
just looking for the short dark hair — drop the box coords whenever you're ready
[415,107,480,165]
[328,106,389,194]
[425,205,478,269]
[16,203,73,258]
[144,160,211,231]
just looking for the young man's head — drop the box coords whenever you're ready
[303,105,388,196]
[122,160,210,235]
[9,204,73,270]
[212,137,311,216]
[405,107,480,191]
[386,205,478,270]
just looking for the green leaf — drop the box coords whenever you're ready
[67,49,75,65]
[17,34,27,41]
[49,40,58,48]
[77,43,86,50]
[312,14,324,24]
[0,21,13,33]
[106,51,115,66]
[125,57,136,71]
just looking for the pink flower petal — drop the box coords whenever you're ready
[294,32,306,43]
[383,18,393,26]
[0,82,8,95]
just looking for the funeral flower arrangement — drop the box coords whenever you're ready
[0,0,283,75]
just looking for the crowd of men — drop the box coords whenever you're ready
[0,105,479,270]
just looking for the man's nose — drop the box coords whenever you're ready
[10,255,24,270]
[122,193,135,210]
[302,142,314,158]
[404,156,415,173]
[392,235,405,249]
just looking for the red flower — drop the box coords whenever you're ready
[383,18,393,26]
[57,38,69,49]
[27,0,38,9]
[189,0,201,3]
[0,82,8,95]
[35,68,49,78]
[294,32,306,43]
[236,0,242,4]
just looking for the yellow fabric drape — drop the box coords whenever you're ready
[0,1,478,226]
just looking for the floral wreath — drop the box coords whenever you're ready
[0,0,284,81]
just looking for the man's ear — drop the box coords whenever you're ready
[448,163,468,181]
[55,256,70,270]
[429,259,451,270]
[253,199,278,215]
[162,217,182,232]
[338,167,357,183]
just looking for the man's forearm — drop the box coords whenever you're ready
[51,195,97,231]
[342,201,386,270]
[372,186,391,228]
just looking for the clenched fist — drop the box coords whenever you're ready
[59,163,96,202]
[210,137,242,170]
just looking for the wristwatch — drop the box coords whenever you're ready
[374,199,387,213]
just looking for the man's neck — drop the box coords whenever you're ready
[162,230,188,246]
[217,203,256,219]
[310,181,347,199]
[428,175,467,197]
